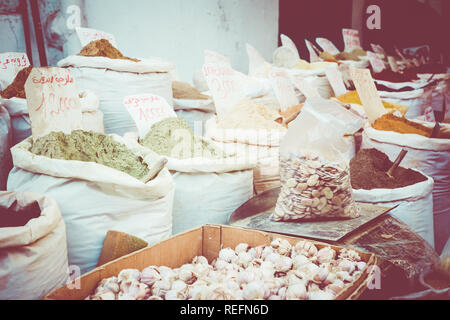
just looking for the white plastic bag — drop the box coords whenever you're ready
[7,135,175,274]
[353,171,435,246]
[0,191,68,300]
[273,98,362,221]
[378,88,432,119]
[0,106,12,190]
[361,122,450,252]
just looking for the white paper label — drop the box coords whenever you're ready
[316,37,340,55]
[202,51,245,120]
[123,94,176,138]
[342,28,361,52]
[367,51,386,73]
[325,65,347,97]
[370,43,386,56]
[246,43,270,77]
[270,68,299,111]
[289,75,320,100]
[304,40,321,62]
[75,27,117,47]
[273,46,299,68]
[24,67,83,140]
[387,56,399,72]
[350,67,386,124]
[280,34,300,60]
[0,52,30,90]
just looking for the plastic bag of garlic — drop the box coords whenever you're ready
[272,98,362,221]
[85,238,368,300]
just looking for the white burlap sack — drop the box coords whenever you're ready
[361,122,450,253]
[0,106,12,190]
[0,191,68,299]
[7,136,174,274]
[173,98,215,134]
[58,55,175,136]
[378,87,432,119]
[353,171,435,246]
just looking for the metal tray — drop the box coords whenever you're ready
[229,187,396,242]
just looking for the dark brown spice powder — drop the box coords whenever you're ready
[78,39,140,62]
[0,66,33,99]
[350,148,427,190]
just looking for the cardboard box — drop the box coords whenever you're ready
[45,225,377,300]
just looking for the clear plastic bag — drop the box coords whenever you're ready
[272,97,362,221]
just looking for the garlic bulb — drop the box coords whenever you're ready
[286,283,308,300]
[140,266,161,286]
[243,280,265,300]
[118,269,140,283]
[292,240,318,258]
[270,238,292,256]
[337,260,356,274]
[292,254,309,269]
[90,289,116,300]
[165,290,186,300]
[274,256,293,273]
[218,248,237,263]
[192,256,208,265]
[236,251,253,268]
[158,266,177,282]
[261,246,275,260]
[120,279,150,300]
[235,243,249,254]
[178,267,196,284]
[312,266,329,284]
[317,247,336,264]
[151,279,172,297]
[171,279,187,293]
[356,261,366,271]
[146,295,163,300]
[338,248,361,261]
[308,290,335,300]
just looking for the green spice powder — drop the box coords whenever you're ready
[140,117,226,159]
[30,130,150,180]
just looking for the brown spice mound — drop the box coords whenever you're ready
[0,66,33,99]
[372,113,450,139]
[78,39,140,62]
[424,270,450,290]
[172,81,210,100]
[350,148,427,190]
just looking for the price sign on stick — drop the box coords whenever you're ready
[325,65,347,97]
[350,67,386,124]
[202,50,245,120]
[25,67,83,140]
[316,38,340,55]
[367,51,386,73]
[123,94,176,138]
[342,28,361,52]
[304,40,321,62]
[246,43,270,77]
[75,27,117,47]
[270,68,300,111]
[0,52,30,90]
[280,34,301,60]
[370,44,386,56]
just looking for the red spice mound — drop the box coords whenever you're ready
[350,148,427,190]
[0,66,33,99]
[78,39,140,62]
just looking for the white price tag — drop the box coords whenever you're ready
[387,56,399,72]
[24,67,83,140]
[280,34,300,60]
[75,27,117,47]
[342,28,361,52]
[370,44,386,56]
[350,67,386,124]
[325,64,347,97]
[202,51,245,120]
[123,94,176,138]
[0,52,30,90]
[304,40,321,62]
[246,43,270,77]
[316,37,340,55]
[270,68,299,111]
[367,51,386,73]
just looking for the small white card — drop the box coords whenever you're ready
[75,27,117,47]
[342,28,361,52]
[0,52,30,90]
[316,37,340,55]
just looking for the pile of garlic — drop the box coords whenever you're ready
[85,238,367,300]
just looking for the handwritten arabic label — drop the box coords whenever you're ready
[370,44,386,56]
[75,27,117,47]
[202,51,245,120]
[350,67,386,124]
[316,38,340,55]
[123,94,176,138]
[270,68,299,111]
[0,52,30,90]
[304,40,321,62]
[367,51,386,73]
[342,29,361,52]
[25,68,82,140]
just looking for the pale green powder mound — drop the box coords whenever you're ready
[30,130,150,180]
[140,117,226,159]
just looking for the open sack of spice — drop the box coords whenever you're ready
[272,97,363,222]
[7,68,174,273]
